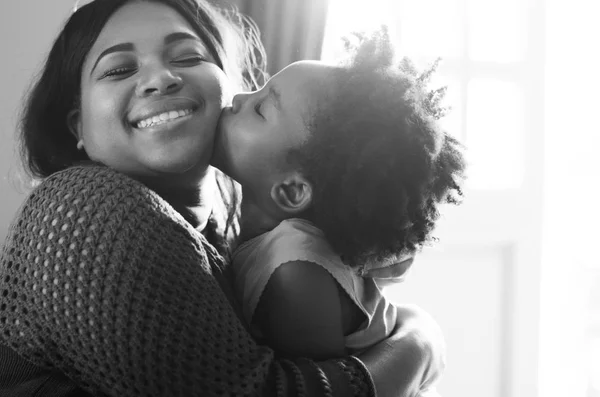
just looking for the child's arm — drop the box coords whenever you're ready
[254,260,347,360]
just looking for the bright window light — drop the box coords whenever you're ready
[323,0,527,190]
[321,0,400,63]
[466,79,524,189]
[400,0,463,58]
[591,337,600,393]
[467,0,527,62]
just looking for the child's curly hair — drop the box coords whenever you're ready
[291,27,466,271]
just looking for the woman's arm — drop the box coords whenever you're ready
[252,261,445,397]
[357,305,446,397]
[1,166,442,397]
[0,166,375,397]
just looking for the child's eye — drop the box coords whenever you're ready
[101,66,136,79]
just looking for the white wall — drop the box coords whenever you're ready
[0,1,74,243]
[540,1,600,396]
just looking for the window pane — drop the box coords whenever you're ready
[400,0,463,58]
[465,78,524,189]
[590,336,600,395]
[467,0,527,62]
[322,0,399,62]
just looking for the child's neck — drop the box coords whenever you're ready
[239,198,283,243]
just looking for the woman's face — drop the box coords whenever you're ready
[72,1,232,183]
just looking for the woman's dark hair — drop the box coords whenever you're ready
[18,0,267,251]
[292,28,466,270]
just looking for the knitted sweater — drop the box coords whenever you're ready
[0,165,376,397]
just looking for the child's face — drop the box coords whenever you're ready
[213,61,333,200]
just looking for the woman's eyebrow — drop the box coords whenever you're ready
[164,31,201,46]
[90,43,134,75]
[89,33,201,76]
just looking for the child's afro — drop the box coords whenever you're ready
[291,27,467,270]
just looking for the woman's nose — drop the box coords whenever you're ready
[136,66,183,97]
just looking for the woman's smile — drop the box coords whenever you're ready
[130,97,202,130]
[135,108,193,129]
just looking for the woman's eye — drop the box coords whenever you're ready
[101,67,136,79]
[254,101,264,118]
[173,55,206,66]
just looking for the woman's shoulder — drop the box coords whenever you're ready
[30,163,161,213]
[6,163,208,274]
[42,163,150,196]
[18,163,186,238]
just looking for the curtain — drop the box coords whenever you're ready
[223,0,331,76]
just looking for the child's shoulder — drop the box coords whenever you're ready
[274,218,323,236]
[232,218,359,325]
[253,218,340,267]
[268,218,327,246]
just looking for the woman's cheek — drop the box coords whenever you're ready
[216,78,233,109]
[211,65,234,108]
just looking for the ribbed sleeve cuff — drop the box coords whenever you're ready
[346,355,377,397]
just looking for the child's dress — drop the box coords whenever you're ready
[232,218,397,352]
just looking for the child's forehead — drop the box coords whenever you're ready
[275,62,337,90]
[272,61,339,112]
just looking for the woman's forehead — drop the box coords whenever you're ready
[93,2,198,50]
[83,2,201,69]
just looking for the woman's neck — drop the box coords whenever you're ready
[140,168,216,231]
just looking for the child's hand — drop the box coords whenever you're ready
[362,256,414,287]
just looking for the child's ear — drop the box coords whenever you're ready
[270,173,313,215]
[67,109,82,141]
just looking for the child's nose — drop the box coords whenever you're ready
[231,92,254,114]
[231,94,243,114]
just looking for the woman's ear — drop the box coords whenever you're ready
[67,109,82,141]
[270,173,313,215]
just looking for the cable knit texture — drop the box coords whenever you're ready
[0,165,375,397]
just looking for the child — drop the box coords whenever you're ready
[212,28,466,359]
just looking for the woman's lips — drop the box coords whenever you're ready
[135,108,193,129]
[130,97,202,128]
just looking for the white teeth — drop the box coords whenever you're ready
[135,108,193,129]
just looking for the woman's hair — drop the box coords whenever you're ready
[18,0,266,251]
[292,28,466,270]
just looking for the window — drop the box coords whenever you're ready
[322,0,534,190]
[322,1,599,397]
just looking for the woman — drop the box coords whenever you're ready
[0,0,444,396]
